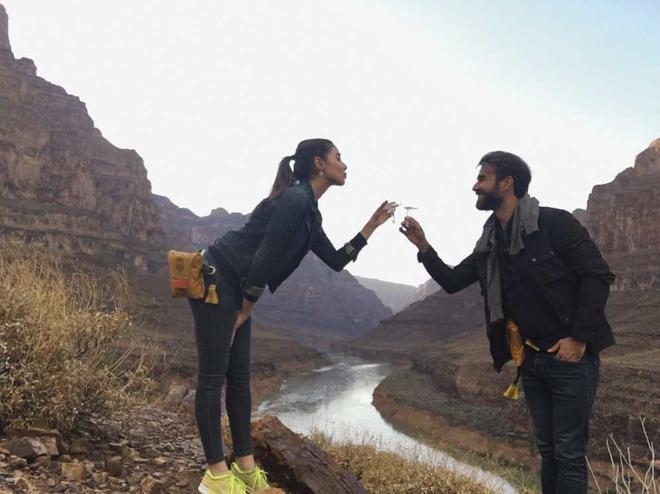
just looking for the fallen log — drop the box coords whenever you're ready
[252,416,367,494]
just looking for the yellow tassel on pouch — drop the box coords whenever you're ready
[205,284,219,305]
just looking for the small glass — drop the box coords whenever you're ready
[400,206,418,227]
[386,203,419,224]
[385,202,400,222]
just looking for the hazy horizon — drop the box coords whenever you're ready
[4,0,659,285]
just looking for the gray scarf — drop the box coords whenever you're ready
[473,194,540,323]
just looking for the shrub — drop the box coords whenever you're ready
[0,245,152,433]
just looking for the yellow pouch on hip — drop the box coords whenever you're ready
[167,250,205,299]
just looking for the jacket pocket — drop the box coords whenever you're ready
[528,250,576,327]
[529,249,571,284]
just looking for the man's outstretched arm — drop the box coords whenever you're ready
[400,216,478,293]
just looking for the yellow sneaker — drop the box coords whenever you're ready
[198,469,247,494]
[230,463,270,493]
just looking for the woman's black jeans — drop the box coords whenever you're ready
[189,275,252,464]
[521,349,600,494]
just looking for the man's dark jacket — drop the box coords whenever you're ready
[418,207,615,371]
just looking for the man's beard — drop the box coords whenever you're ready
[476,191,502,211]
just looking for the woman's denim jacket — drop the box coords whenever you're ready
[211,181,367,302]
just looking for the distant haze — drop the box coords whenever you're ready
[4,0,659,285]
[355,276,418,313]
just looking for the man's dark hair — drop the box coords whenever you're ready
[479,151,532,198]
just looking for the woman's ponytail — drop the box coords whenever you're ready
[269,156,296,199]
[266,139,334,200]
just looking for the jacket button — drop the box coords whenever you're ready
[531,257,537,262]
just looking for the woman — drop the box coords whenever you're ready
[192,138,394,494]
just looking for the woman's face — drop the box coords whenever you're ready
[319,146,348,186]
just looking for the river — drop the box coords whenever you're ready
[257,355,517,494]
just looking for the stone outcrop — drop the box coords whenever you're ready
[579,138,660,290]
[152,194,246,252]
[0,5,166,270]
[415,277,441,299]
[583,139,660,254]
[0,4,10,53]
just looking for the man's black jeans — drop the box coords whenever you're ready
[189,275,252,464]
[521,349,600,494]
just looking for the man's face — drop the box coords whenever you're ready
[472,164,504,211]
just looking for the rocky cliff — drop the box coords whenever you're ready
[0,5,9,53]
[0,7,166,270]
[152,194,246,251]
[584,138,660,255]
[580,138,660,290]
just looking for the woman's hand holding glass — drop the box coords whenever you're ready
[360,201,398,239]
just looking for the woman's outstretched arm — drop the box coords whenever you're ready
[312,201,394,271]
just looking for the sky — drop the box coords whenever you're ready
[4,0,660,286]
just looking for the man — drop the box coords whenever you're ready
[400,151,614,494]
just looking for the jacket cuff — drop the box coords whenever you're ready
[417,246,437,263]
[570,326,595,344]
[343,233,368,261]
[242,284,264,302]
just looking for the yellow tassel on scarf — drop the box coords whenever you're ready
[503,320,525,400]
[503,381,520,400]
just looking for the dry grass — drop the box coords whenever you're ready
[589,417,658,494]
[307,429,502,494]
[0,245,154,433]
[221,419,504,492]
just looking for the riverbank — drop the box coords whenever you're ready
[372,368,540,493]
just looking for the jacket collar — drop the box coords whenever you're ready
[474,194,539,255]
[300,180,319,210]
